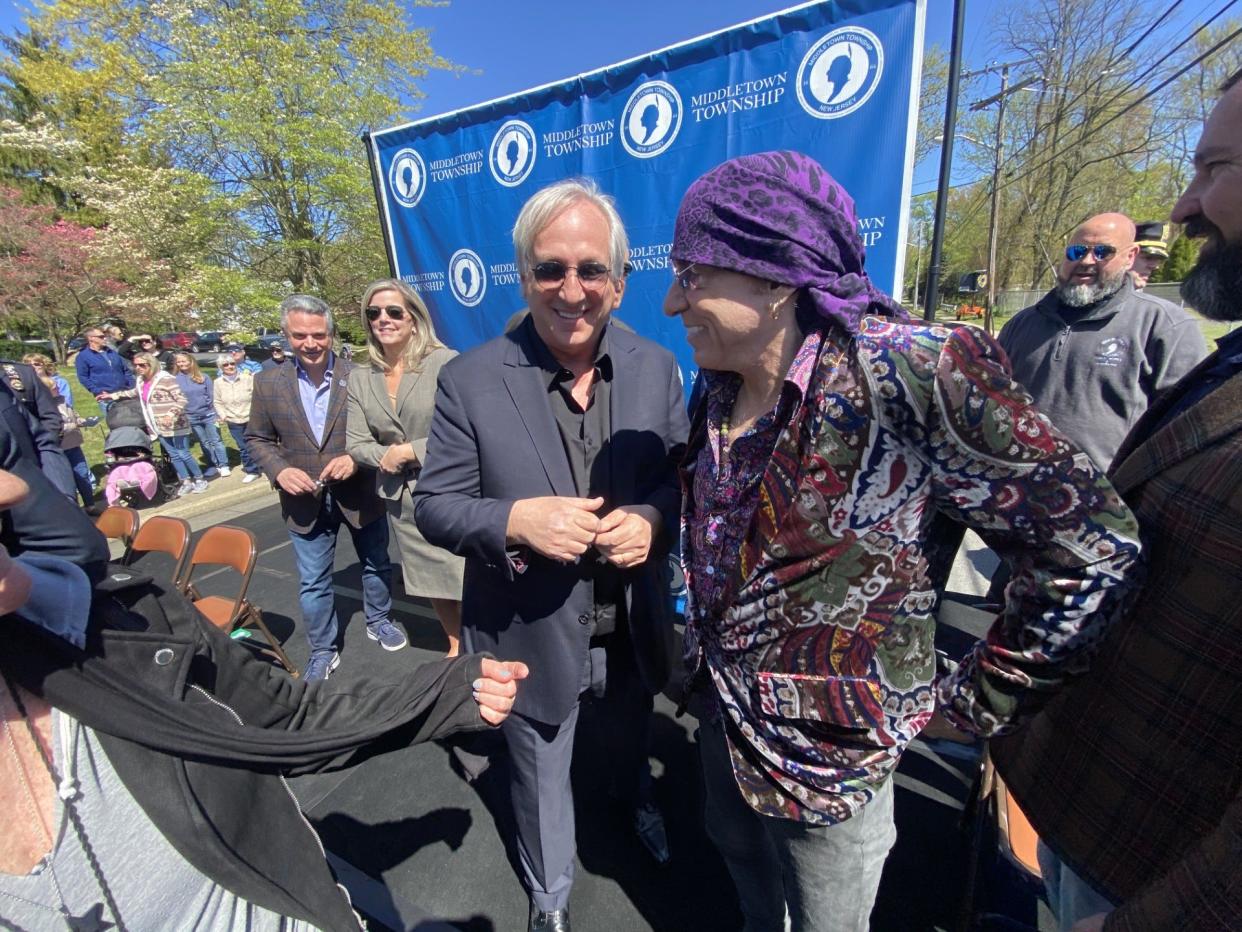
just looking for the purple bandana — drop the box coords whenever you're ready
[671,150,908,333]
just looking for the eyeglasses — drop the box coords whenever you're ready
[133,363,150,370]
[530,260,613,290]
[365,304,408,322]
[1065,243,1118,263]
[220,363,236,368]
[671,263,702,291]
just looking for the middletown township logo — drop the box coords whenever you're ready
[489,120,537,187]
[620,81,683,159]
[795,26,884,120]
[388,149,427,207]
[1093,337,1129,368]
[448,249,487,308]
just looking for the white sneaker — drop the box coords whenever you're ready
[178,479,194,497]
[241,472,260,484]
[192,479,209,493]
[218,466,232,477]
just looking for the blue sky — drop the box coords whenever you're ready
[0,0,1220,193]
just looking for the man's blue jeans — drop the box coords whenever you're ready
[189,418,229,469]
[225,421,260,474]
[64,446,94,505]
[288,492,392,654]
[1037,840,1117,931]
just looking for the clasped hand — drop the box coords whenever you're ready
[275,455,357,495]
[506,497,660,568]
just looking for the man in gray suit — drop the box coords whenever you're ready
[414,179,689,932]
[247,294,402,682]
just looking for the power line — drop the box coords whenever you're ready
[1115,1,1185,69]
[942,14,1240,249]
[997,23,1241,201]
[981,0,1237,188]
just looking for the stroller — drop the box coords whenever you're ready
[102,398,180,507]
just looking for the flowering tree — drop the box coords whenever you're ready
[0,187,163,359]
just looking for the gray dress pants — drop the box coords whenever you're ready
[501,634,653,912]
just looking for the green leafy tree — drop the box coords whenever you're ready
[29,0,459,298]
[1151,234,1200,284]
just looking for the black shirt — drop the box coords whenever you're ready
[530,325,623,636]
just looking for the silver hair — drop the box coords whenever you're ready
[215,353,237,369]
[279,294,335,334]
[512,178,629,279]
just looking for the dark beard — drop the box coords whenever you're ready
[1180,219,1242,321]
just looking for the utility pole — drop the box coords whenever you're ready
[982,66,1007,336]
[924,0,967,321]
[968,60,1040,334]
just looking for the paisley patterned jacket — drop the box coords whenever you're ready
[681,318,1143,825]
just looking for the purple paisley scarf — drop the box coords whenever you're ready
[671,150,908,333]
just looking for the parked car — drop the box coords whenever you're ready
[192,331,228,353]
[67,336,87,352]
[161,331,196,350]
[256,327,284,349]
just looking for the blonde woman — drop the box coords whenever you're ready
[213,353,262,483]
[103,351,206,495]
[22,353,72,406]
[172,352,230,476]
[346,279,464,655]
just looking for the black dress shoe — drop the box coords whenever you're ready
[634,801,671,865]
[528,904,570,932]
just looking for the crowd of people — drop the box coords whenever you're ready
[0,65,1237,932]
[10,320,298,507]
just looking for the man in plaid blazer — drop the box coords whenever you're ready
[247,295,399,681]
[990,70,1242,932]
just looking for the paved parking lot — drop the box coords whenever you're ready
[128,499,1045,931]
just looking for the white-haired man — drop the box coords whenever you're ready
[415,180,689,932]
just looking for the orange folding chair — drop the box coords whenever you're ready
[181,525,296,676]
[990,759,1042,878]
[125,515,192,586]
[95,505,140,561]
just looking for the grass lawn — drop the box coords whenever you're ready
[929,305,1238,349]
[62,363,244,489]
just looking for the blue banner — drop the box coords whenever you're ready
[366,0,925,384]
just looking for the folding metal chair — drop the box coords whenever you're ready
[95,505,140,561]
[125,514,192,587]
[181,524,296,675]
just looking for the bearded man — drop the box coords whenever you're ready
[987,69,1242,932]
[997,212,1205,470]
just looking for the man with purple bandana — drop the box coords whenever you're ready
[663,151,1143,931]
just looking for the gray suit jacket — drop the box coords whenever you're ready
[414,319,689,724]
[345,347,457,499]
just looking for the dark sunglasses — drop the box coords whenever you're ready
[133,362,150,369]
[1065,243,1118,262]
[530,260,613,288]
[365,304,408,322]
